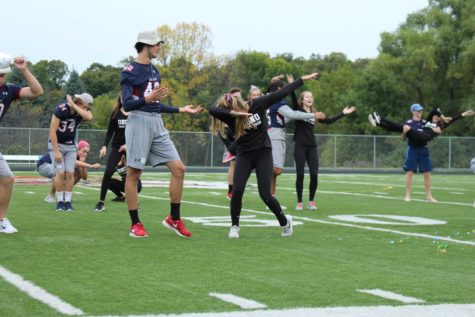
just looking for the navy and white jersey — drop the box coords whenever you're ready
[51,102,84,145]
[267,99,287,128]
[120,61,178,114]
[405,118,428,147]
[0,83,22,122]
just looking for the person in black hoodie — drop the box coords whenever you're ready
[209,72,320,239]
[292,90,355,211]
[94,96,128,211]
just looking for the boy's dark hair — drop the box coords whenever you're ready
[134,42,146,53]
[266,80,285,94]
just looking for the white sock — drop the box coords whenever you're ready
[64,192,72,202]
[56,192,64,202]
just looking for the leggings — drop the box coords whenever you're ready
[231,148,286,226]
[108,177,142,197]
[294,142,319,203]
[380,117,435,146]
[99,148,123,201]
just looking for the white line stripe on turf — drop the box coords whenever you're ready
[87,303,475,317]
[77,187,475,246]
[209,292,267,309]
[0,265,84,315]
[357,289,425,303]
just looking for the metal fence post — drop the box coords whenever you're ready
[373,136,376,168]
[333,135,337,168]
[448,137,452,169]
[210,133,214,168]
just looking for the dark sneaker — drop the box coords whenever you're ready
[111,196,126,202]
[95,202,105,211]
[56,201,65,211]
[63,201,73,211]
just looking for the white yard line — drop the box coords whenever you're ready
[357,289,425,303]
[87,303,475,317]
[209,293,267,309]
[77,186,475,246]
[0,265,84,316]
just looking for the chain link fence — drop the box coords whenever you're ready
[1,127,474,172]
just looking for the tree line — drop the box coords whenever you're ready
[3,0,475,137]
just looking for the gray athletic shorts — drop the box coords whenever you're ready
[0,152,14,178]
[268,128,286,169]
[48,143,77,173]
[126,111,180,170]
[37,162,55,179]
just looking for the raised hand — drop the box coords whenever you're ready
[12,56,27,70]
[301,72,320,81]
[343,106,356,115]
[314,112,326,120]
[182,105,203,114]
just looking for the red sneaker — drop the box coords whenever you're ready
[162,215,192,237]
[129,223,149,238]
[227,192,232,200]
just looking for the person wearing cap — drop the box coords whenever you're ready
[0,53,43,234]
[369,104,438,202]
[49,93,94,211]
[38,140,101,204]
[120,30,203,238]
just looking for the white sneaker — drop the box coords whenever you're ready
[228,225,240,239]
[281,215,293,237]
[368,114,377,127]
[44,194,56,203]
[295,203,303,211]
[373,112,381,124]
[0,218,18,234]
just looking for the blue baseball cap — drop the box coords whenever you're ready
[410,103,423,112]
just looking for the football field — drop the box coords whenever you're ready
[1,172,474,317]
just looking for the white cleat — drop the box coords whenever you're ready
[228,225,240,239]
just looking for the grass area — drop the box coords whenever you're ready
[0,172,474,316]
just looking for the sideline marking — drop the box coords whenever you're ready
[83,303,475,317]
[357,289,425,304]
[77,186,475,246]
[209,292,267,309]
[0,265,84,316]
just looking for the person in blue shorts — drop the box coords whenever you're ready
[402,104,437,202]
[0,54,43,234]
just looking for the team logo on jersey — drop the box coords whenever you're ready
[117,119,127,128]
[58,103,68,112]
[247,114,262,130]
[123,65,134,72]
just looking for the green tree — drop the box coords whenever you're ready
[80,63,121,97]
[64,70,85,96]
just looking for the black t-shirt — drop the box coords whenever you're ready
[209,78,304,154]
[103,110,128,148]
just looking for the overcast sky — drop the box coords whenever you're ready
[3,0,429,72]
